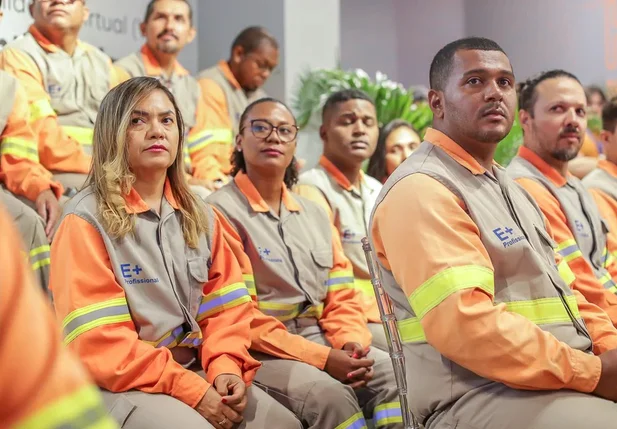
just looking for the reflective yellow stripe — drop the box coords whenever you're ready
[196,282,251,321]
[373,403,403,427]
[63,297,132,345]
[243,274,257,297]
[13,384,117,429]
[187,128,233,153]
[334,411,367,429]
[557,259,576,286]
[399,296,581,344]
[1,137,39,162]
[354,278,376,297]
[257,301,324,321]
[409,265,494,319]
[506,295,580,324]
[62,126,94,146]
[29,98,56,122]
[604,248,616,268]
[398,317,425,343]
[556,239,582,263]
[30,245,50,257]
[32,258,51,271]
[327,270,355,292]
[599,272,617,294]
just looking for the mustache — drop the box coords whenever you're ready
[559,125,581,137]
[157,30,178,40]
[479,102,506,116]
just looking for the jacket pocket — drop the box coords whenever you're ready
[107,394,137,427]
[187,257,209,284]
[311,248,333,269]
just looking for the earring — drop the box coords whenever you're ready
[237,148,242,152]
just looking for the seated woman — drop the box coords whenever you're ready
[367,119,421,183]
[50,77,301,429]
[207,97,403,429]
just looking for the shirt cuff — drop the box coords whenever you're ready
[301,342,331,370]
[569,349,602,393]
[171,369,211,408]
[205,354,243,385]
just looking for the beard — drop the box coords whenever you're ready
[550,147,579,161]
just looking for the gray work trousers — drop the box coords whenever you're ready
[253,318,404,429]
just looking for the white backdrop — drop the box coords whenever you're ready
[0,0,199,73]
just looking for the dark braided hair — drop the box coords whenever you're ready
[231,97,299,189]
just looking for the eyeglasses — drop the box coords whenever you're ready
[240,119,299,143]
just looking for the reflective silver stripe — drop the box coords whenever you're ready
[63,301,131,344]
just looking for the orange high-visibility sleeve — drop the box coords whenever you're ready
[372,173,602,393]
[50,214,209,408]
[1,81,62,200]
[0,206,116,429]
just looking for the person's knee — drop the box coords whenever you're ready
[305,377,360,418]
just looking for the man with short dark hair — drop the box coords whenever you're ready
[508,70,617,325]
[297,89,387,349]
[583,96,617,274]
[371,37,617,428]
[0,0,122,193]
[197,26,279,182]
[114,0,217,193]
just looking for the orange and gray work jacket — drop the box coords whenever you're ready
[114,45,225,181]
[197,61,266,179]
[298,155,383,323]
[0,204,117,429]
[509,147,617,319]
[207,172,372,351]
[50,180,260,408]
[0,69,62,201]
[370,128,617,423]
[584,160,617,264]
[0,25,121,174]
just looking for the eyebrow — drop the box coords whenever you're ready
[462,68,515,78]
[132,109,175,117]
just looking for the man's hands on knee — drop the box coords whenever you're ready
[594,349,617,402]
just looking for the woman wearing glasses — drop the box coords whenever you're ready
[207,98,403,429]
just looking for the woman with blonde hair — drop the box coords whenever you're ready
[50,77,301,429]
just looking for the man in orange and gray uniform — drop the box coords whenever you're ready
[298,89,386,350]
[584,97,617,258]
[0,0,122,193]
[197,26,278,181]
[114,0,219,193]
[0,69,59,291]
[508,70,617,325]
[0,203,117,429]
[371,37,617,429]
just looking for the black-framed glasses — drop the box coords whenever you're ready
[240,119,299,143]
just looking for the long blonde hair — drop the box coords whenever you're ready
[87,76,208,248]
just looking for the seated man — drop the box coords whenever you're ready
[114,0,222,194]
[0,0,122,193]
[508,70,617,325]
[197,26,278,182]
[297,89,386,349]
[371,37,617,429]
[208,97,403,429]
[0,69,60,290]
[584,96,617,258]
[51,77,301,429]
[0,202,117,429]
